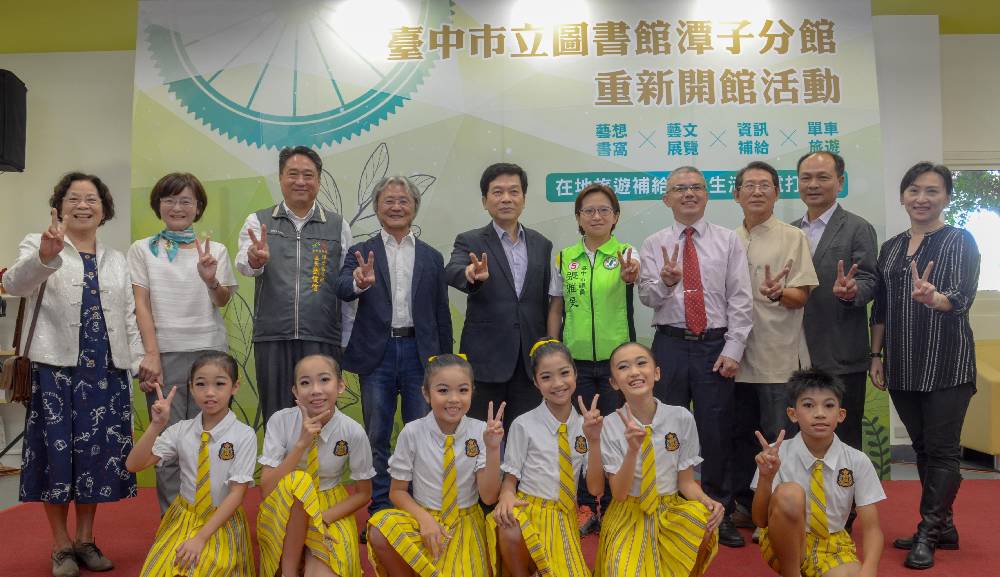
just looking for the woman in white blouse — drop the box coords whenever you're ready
[127,172,238,515]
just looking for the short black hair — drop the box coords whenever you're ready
[50,172,115,225]
[529,338,575,377]
[786,368,845,407]
[796,151,845,177]
[735,161,780,192]
[423,354,475,391]
[899,161,953,197]
[294,354,343,381]
[278,146,323,174]
[574,183,620,235]
[149,172,208,221]
[609,341,655,366]
[480,163,527,197]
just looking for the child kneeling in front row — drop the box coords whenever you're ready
[367,354,505,577]
[752,368,885,577]
[127,352,257,577]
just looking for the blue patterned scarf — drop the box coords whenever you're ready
[148,227,196,262]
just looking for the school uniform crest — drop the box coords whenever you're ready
[333,440,349,457]
[837,468,855,488]
[218,442,235,461]
[574,435,588,454]
[465,438,480,458]
[664,432,680,452]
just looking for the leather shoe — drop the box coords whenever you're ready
[905,537,936,570]
[51,548,79,577]
[894,526,959,550]
[72,542,113,572]
[718,517,745,548]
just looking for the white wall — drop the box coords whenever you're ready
[941,34,1000,169]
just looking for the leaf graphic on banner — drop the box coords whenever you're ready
[319,168,343,216]
[408,174,437,197]
[357,142,389,209]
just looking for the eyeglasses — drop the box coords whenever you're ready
[668,184,706,194]
[64,196,101,206]
[738,183,775,193]
[579,206,614,217]
[160,197,196,208]
[284,170,318,182]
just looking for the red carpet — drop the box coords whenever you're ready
[0,480,994,576]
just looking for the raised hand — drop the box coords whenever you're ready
[247,224,270,269]
[492,491,528,529]
[659,245,682,287]
[353,250,376,290]
[618,248,640,284]
[578,394,604,442]
[483,401,506,450]
[760,259,792,301]
[616,404,646,454]
[910,260,937,306]
[295,400,331,449]
[832,259,860,301]
[39,208,66,264]
[149,382,177,430]
[754,429,785,479]
[195,234,218,285]
[465,252,489,284]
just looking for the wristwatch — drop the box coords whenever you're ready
[767,289,783,303]
[207,280,221,290]
[869,352,883,358]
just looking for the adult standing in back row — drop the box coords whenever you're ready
[446,163,552,430]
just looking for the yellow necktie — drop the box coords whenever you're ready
[639,425,658,514]
[441,435,458,529]
[306,435,319,488]
[194,431,211,517]
[809,460,830,538]
[557,423,576,514]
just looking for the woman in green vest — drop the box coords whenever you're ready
[546,182,640,534]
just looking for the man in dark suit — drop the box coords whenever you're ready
[446,163,552,430]
[792,151,878,451]
[337,175,452,516]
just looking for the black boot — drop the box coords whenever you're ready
[894,461,959,550]
[904,468,961,570]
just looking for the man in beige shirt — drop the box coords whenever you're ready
[726,160,818,544]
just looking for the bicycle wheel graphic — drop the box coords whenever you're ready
[145,0,451,149]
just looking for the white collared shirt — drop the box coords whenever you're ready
[799,203,839,254]
[259,408,376,490]
[492,220,528,296]
[152,410,256,507]
[502,402,589,501]
[600,399,702,497]
[355,229,416,328]
[388,413,488,510]
[751,433,886,533]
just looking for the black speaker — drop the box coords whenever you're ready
[0,70,27,172]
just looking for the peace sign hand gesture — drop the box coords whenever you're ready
[353,250,376,290]
[247,224,270,269]
[832,259,860,301]
[754,429,785,480]
[39,208,66,264]
[578,395,604,442]
[149,382,177,430]
[616,404,646,454]
[465,252,489,284]
[195,234,218,285]
[618,248,640,284]
[760,259,792,301]
[659,245,682,287]
[910,260,937,307]
[483,401,506,450]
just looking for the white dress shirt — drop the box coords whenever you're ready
[600,399,702,497]
[501,402,588,501]
[354,229,415,328]
[388,413,488,510]
[799,203,839,255]
[259,407,376,490]
[637,219,754,361]
[751,433,886,533]
[152,410,257,507]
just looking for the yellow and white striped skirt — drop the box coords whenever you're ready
[139,496,255,577]
[485,492,590,577]
[367,504,489,577]
[594,493,717,577]
[759,527,858,577]
[257,470,362,577]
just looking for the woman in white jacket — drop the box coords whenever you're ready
[2,172,143,577]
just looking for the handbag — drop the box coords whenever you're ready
[0,282,46,403]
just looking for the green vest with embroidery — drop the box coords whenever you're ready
[558,236,635,362]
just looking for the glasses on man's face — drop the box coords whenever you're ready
[579,206,614,218]
[738,183,775,193]
[668,184,706,195]
[64,196,101,207]
[284,171,318,182]
[160,197,196,209]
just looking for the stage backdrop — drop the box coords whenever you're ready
[130,0,891,482]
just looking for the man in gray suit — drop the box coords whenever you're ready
[792,151,878,451]
[447,163,552,430]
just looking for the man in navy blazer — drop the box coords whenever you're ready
[337,175,452,516]
[446,163,552,430]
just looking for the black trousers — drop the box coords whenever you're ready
[652,333,734,509]
[835,371,869,451]
[254,339,341,428]
[730,382,797,512]
[471,349,540,433]
[574,359,619,513]
[889,383,975,476]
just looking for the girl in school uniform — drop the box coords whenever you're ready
[595,342,724,577]
[489,338,605,577]
[126,352,256,577]
[367,354,505,577]
[257,354,375,577]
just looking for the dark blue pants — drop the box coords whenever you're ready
[574,359,619,513]
[360,336,429,515]
[730,382,798,512]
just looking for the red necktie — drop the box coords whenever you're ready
[682,227,708,335]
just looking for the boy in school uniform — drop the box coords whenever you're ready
[751,368,885,577]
